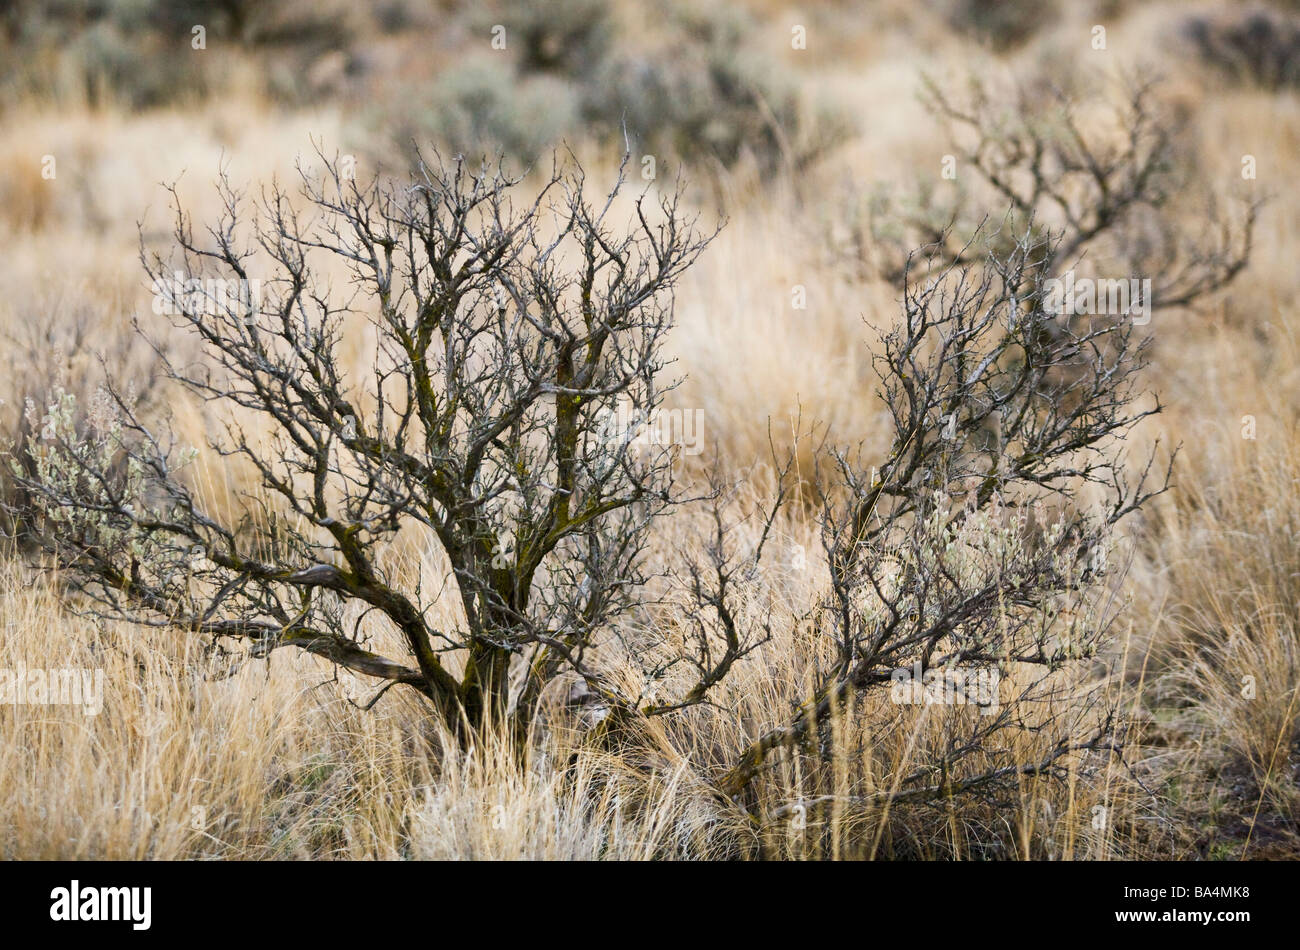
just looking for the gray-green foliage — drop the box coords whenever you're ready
[398,0,850,177]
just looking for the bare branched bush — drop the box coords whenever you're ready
[7,150,739,742]
[7,151,1172,829]
[716,225,1170,811]
[865,71,1259,311]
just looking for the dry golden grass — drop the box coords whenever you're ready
[1,0,1297,859]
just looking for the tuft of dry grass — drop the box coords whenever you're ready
[2,0,1298,859]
